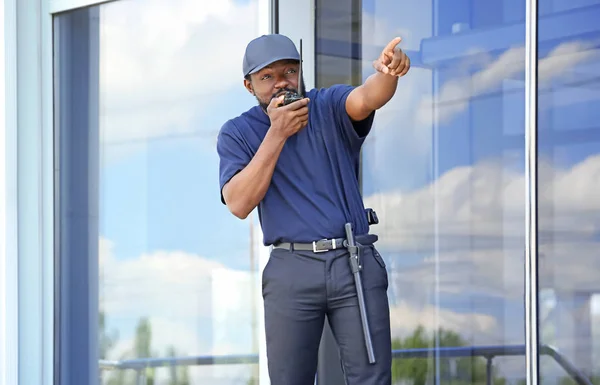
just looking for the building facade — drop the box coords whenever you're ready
[1,0,599,384]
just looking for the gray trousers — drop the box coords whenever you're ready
[261,240,392,385]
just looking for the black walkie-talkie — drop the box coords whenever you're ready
[282,39,304,106]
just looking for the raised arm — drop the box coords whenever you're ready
[345,37,411,122]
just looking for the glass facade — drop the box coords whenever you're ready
[42,0,600,385]
[53,0,267,384]
[318,0,528,383]
[536,0,600,383]
[316,0,600,384]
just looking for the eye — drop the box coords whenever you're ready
[261,74,272,81]
[286,68,297,74]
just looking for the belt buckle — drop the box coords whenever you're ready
[312,240,327,253]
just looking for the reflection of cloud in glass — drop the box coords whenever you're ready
[364,150,600,378]
[416,41,598,126]
[361,0,432,51]
[99,0,259,144]
[362,40,598,193]
[361,11,413,48]
[388,301,498,340]
[99,237,257,382]
[99,232,510,362]
[364,153,600,293]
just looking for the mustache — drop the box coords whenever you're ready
[272,88,297,99]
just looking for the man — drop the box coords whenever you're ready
[217,34,410,385]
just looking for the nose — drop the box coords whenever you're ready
[274,76,291,90]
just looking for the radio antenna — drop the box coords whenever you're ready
[298,39,303,97]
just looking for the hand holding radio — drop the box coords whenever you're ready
[267,94,310,139]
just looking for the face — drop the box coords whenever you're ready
[244,59,305,111]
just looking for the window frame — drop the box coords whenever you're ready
[6,0,56,384]
[49,0,114,13]
[1,0,20,384]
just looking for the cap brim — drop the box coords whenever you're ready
[246,55,300,76]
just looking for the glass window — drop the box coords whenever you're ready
[537,0,600,383]
[316,0,362,87]
[53,0,267,384]
[316,0,531,383]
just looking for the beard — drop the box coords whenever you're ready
[256,76,307,112]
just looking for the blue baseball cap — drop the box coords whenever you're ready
[243,34,300,77]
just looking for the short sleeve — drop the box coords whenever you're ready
[327,84,376,150]
[216,122,251,205]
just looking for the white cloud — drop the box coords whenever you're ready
[365,157,525,250]
[98,0,260,144]
[363,151,600,378]
[361,12,413,50]
[538,41,599,83]
[361,0,431,52]
[361,35,600,380]
[99,237,259,383]
[363,37,600,211]
[389,301,498,341]
[99,237,257,355]
[361,38,599,193]
[365,152,600,255]
[364,153,600,369]
[412,41,599,127]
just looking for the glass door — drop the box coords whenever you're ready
[314,0,529,383]
[52,0,273,384]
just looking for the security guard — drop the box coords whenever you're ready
[217,33,410,385]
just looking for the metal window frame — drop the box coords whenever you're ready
[1,0,20,385]
[278,0,316,90]
[525,0,539,385]
[6,0,56,384]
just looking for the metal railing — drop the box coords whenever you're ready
[99,344,593,385]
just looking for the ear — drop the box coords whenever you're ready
[244,78,254,95]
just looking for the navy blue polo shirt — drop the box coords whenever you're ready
[217,84,375,246]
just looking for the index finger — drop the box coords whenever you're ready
[384,37,402,53]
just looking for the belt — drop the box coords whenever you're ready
[273,234,378,253]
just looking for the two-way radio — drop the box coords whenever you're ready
[282,39,304,106]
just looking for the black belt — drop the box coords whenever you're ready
[273,234,378,253]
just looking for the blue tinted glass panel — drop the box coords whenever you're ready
[536,0,600,383]
[317,0,528,382]
[54,1,267,384]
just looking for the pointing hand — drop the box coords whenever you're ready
[373,37,410,77]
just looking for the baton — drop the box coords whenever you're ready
[344,222,376,364]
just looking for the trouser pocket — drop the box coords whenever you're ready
[361,245,388,290]
[371,246,386,269]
